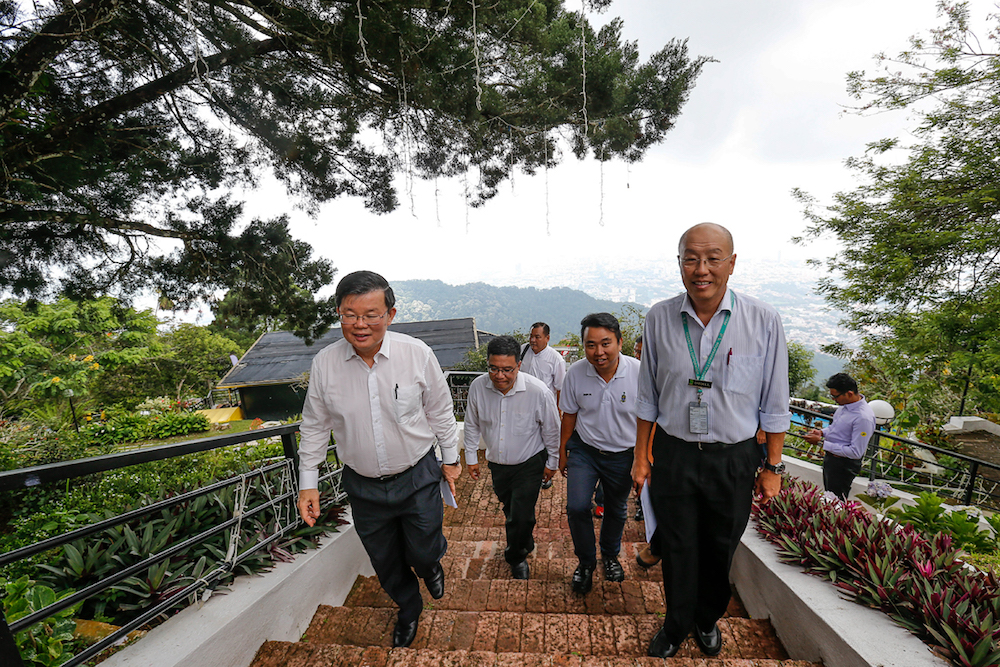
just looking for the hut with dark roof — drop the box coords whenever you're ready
[217,317,493,420]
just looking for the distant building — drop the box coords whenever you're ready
[218,318,495,421]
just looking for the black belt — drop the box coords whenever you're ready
[375,470,407,482]
[659,430,755,452]
[569,432,633,457]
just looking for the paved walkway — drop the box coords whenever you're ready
[249,466,820,666]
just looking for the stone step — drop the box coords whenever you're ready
[438,542,663,582]
[344,575,745,619]
[298,606,790,660]
[442,525,651,546]
[251,640,821,667]
[344,575,667,615]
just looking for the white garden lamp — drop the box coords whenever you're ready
[868,400,895,426]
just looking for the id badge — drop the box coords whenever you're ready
[688,402,709,434]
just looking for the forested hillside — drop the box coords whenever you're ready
[392,280,640,339]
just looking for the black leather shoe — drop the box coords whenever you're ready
[392,618,419,648]
[647,627,680,658]
[571,562,595,594]
[510,560,530,580]
[694,622,722,656]
[424,563,445,599]
[603,556,624,582]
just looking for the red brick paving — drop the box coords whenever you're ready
[249,467,819,667]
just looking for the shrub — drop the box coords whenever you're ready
[755,480,1000,667]
[3,575,81,667]
[147,412,209,439]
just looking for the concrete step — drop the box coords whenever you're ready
[296,606,790,660]
[251,640,821,667]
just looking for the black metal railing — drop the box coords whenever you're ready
[787,405,1000,508]
[0,423,345,667]
[444,371,483,420]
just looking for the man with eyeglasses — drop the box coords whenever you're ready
[463,336,560,579]
[559,312,640,594]
[802,373,876,500]
[297,270,462,649]
[632,223,790,659]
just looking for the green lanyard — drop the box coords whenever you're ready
[682,291,735,400]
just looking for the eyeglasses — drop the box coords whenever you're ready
[488,366,517,375]
[340,312,389,326]
[829,390,844,400]
[678,253,734,269]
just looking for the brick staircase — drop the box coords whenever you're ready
[249,467,819,666]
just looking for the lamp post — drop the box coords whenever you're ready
[867,399,895,481]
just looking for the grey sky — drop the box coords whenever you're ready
[239,0,993,294]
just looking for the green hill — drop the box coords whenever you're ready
[392,280,640,340]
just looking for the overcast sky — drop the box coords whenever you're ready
[235,0,995,295]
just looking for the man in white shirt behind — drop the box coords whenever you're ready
[464,336,560,579]
[296,271,462,649]
[520,321,566,489]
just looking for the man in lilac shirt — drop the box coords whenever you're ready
[803,373,876,499]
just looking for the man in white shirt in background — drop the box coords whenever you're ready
[520,321,566,489]
[463,335,560,580]
[297,270,462,649]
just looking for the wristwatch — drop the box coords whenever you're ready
[762,461,786,475]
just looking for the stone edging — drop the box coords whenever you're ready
[731,457,950,667]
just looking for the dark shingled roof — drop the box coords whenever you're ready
[218,317,492,388]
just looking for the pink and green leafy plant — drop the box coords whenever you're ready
[754,479,1000,667]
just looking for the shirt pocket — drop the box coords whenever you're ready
[725,355,764,396]
[392,384,423,423]
[513,410,537,438]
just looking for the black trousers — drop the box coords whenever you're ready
[489,450,546,564]
[341,449,446,623]
[649,427,761,643]
[823,452,862,500]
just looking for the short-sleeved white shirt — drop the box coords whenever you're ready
[520,344,566,395]
[559,355,639,452]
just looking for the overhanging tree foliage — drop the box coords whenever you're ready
[794,1,1000,420]
[1,0,710,338]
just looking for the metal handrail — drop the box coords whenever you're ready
[788,405,1000,507]
[0,422,344,667]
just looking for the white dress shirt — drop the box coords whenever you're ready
[463,372,560,469]
[559,355,640,452]
[298,331,459,488]
[520,344,566,395]
[636,288,791,444]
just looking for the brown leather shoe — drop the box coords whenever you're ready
[635,545,661,569]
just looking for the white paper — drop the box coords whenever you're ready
[640,483,656,542]
[441,479,458,508]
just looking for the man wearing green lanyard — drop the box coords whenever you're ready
[631,223,790,659]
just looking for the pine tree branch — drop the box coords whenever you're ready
[0,0,120,120]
